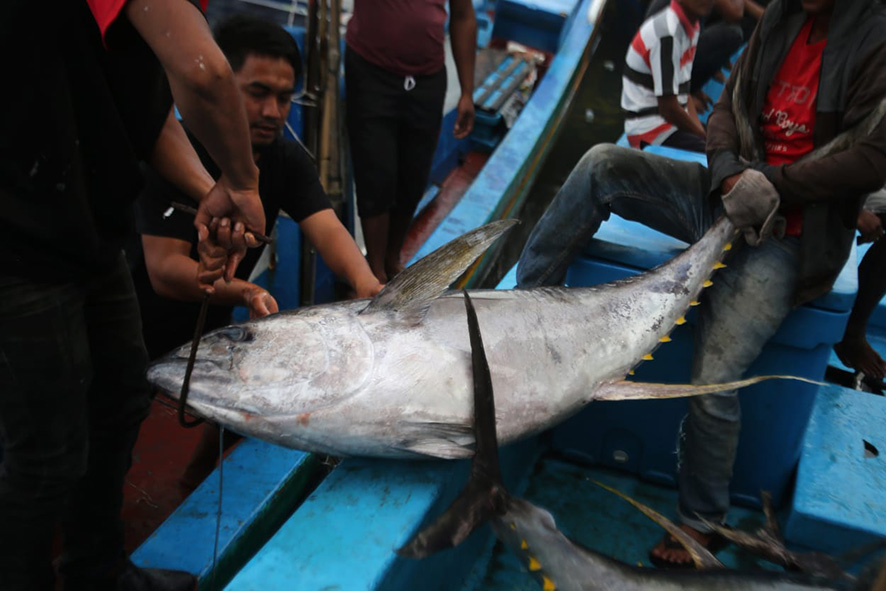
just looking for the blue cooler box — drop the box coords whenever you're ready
[785,384,886,556]
[549,194,858,509]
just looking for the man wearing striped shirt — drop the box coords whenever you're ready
[622,0,713,152]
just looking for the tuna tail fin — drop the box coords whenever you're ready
[595,375,822,401]
[398,291,508,558]
[363,220,518,321]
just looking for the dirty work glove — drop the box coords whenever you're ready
[721,169,785,246]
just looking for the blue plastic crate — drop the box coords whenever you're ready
[550,211,857,509]
[491,0,580,53]
[785,384,886,555]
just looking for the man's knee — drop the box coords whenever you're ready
[584,143,644,178]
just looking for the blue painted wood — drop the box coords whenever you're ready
[409,0,601,271]
[132,439,315,589]
[786,384,886,556]
[226,439,539,591]
[492,0,581,53]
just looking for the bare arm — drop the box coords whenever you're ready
[126,0,258,200]
[126,0,264,287]
[658,95,706,137]
[744,0,765,21]
[299,210,383,298]
[449,0,477,139]
[142,235,278,318]
[715,0,745,23]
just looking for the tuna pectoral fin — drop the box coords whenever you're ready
[399,291,507,559]
[592,480,724,570]
[595,375,821,401]
[362,220,518,319]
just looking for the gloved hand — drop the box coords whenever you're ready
[721,169,785,246]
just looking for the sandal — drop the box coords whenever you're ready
[648,527,729,570]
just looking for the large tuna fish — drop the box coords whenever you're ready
[398,291,862,591]
[148,215,783,459]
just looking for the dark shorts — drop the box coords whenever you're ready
[345,46,446,218]
[660,129,707,153]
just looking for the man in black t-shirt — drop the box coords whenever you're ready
[133,15,382,487]
[0,2,266,590]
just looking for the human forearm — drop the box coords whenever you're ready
[715,0,744,23]
[126,0,258,193]
[658,96,706,137]
[149,108,215,202]
[146,246,265,307]
[744,0,765,20]
[301,210,383,298]
[449,0,477,99]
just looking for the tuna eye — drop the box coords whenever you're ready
[218,326,252,343]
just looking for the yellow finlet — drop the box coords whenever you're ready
[528,556,542,571]
[675,316,687,325]
[723,242,732,251]
[542,575,557,591]
[510,523,517,530]
[702,280,713,288]
[714,261,727,269]
[642,353,654,361]
[690,300,700,306]
[628,370,635,376]
[659,335,672,343]
[521,540,528,550]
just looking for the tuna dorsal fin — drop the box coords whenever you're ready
[362,220,518,318]
[592,480,724,570]
[398,291,506,558]
[595,375,822,401]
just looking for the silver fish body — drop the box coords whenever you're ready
[147,217,736,459]
[492,499,847,591]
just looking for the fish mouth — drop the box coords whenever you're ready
[146,355,232,401]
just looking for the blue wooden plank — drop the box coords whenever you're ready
[409,0,602,267]
[132,439,315,589]
[226,439,539,591]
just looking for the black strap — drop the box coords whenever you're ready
[178,293,210,428]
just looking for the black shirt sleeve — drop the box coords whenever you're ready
[134,166,199,245]
[276,139,333,222]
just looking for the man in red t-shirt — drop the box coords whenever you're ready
[516,0,886,570]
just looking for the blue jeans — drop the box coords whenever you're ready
[0,253,152,590]
[517,145,799,529]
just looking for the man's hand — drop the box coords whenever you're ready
[453,94,475,139]
[720,169,783,246]
[244,286,279,319]
[857,209,885,243]
[196,222,226,294]
[195,175,266,283]
[353,276,385,299]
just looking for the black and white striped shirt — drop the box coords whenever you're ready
[621,0,700,148]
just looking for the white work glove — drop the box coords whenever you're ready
[721,169,785,246]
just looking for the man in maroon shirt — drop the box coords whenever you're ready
[345,0,477,283]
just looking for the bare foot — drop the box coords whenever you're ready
[649,524,724,569]
[835,336,886,379]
